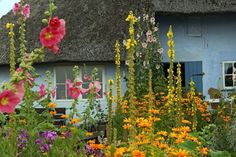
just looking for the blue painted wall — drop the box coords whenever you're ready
[159,13,236,98]
[0,63,128,114]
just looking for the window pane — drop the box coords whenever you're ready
[224,63,233,74]
[225,75,233,87]
[56,85,66,99]
[56,67,65,83]
[66,66,74,81]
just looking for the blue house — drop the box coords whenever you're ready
[0,0,236,115]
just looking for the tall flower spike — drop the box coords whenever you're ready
[115,40,122,111]
[126,11,137,149]
[6,23,16,78]
[107,79,114,145]
[167,25,175,108]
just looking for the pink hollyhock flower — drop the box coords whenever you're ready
[13,2,20,15]
[14,81,25,101]
[16,68,35,86]
[51,87,56,98]
[22,4,30,19]
[39,84,46,98]
[40,17,66,53]
[67,79,83,99]
[0,90,20,113]
[83,74,92,81]
[82,81,102,98]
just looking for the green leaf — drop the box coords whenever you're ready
[209,150,231,157]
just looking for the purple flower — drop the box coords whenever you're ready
[16,130,29,151]
[42,130,57,141]
[40,144,49,153]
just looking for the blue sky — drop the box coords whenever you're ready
[0,0,20,17]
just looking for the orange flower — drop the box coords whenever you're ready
[48,102,57,108]
[49,110,57,115]
[157,131,168,136]
[223,116,231,122]
[132,150,145,157]
[181,119,191,125]
[60,114,69,119]
[89,143,104,150]
[158,143,169,149]
[69,118,80,124]
[60,125,66,129]
[114,147,127,157]
[174,149,189,157]
[201,147,208,155]
[123,124,132,129]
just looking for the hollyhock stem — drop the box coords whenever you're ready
[6,23,16,78]
[19,17,27,63]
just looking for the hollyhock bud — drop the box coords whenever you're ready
[13,3,20,15]
[22,4,30,19]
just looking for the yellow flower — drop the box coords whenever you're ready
[48,102,57,108]
[123,118,131,123]
[125,11,137,24]
[86,132,93,136]
[6,23,14,29]
[108,79,114,86]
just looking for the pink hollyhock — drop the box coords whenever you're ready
[13,2,20,15]
[51,87,56,98]
[0,90,20,113]
[82,81,102,98]
[22,4,30,19]
[16,67,35,86]
[40,17,66,53]
[67,79,83,99]
[14,81,25,101]
[83,74,92,81]
[39,84,46,98]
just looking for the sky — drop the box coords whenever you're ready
[0,0,20,17]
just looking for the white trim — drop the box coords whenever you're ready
[222,61,236,90]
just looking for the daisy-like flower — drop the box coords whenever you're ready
[0,90,20,113]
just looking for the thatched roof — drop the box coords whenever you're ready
[0,0,152,64]
[0,0,236,64]
[152,0,236,14]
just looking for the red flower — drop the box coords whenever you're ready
[40,17,66,53]
[0,90,20,113]
[13,3,20,15]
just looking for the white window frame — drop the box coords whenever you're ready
[53,65,105,101]
[222,61,236,90]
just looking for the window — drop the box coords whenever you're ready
[223,62,236,88]
[54,65,104,100]
[55,66,74,100]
